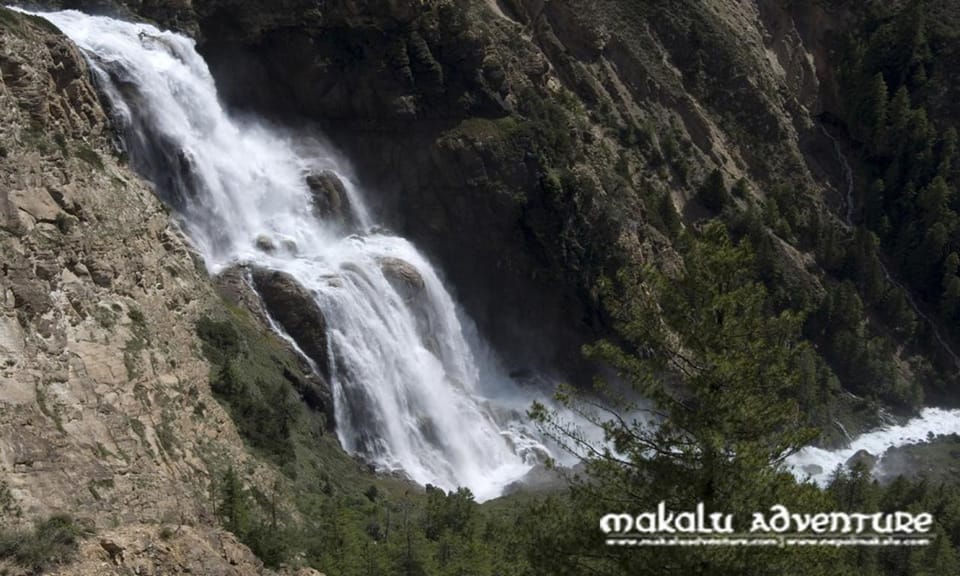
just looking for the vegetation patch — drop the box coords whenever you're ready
[75,144,104,170]
[157,410,179,455]
[123,307,150,381]
[92,306,117,330]
[0,7,23,34]
[194,299,540,572]
[0,481,21,520]
[35,383,65,435]
[445,117,521,142]
[195,310,300,467]
[0,514,88,573]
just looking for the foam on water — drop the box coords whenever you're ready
[787,407,960,485]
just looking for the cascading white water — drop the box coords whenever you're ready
[30,8,549,501]
[787,407,960,485]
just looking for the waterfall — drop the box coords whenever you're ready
[30,8,550,501]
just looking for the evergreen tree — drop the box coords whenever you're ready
[941,127,959,183]
[868,73,889,150]
[529,222,839,575]
[866,178,889,237]
[697,169,729,213]
[941,274,960,319]
[889,87,912,143]
[217,466,252,537]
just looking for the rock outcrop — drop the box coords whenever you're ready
[21,0,879,394]
[4,0,958,572]
[306,170,355,228]
[27,0,922,419]
[845,449,878,471]
[0,9,311,575]
[250,267,332,378]
[379,256,425,303]
[55,526,269,576]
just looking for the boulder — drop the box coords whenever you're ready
[250,268,330,379]
[377,257,442,353]
[88,260,116,288]
[306,170,355,227]
[215,266,335,428]
[281,238,299,255]
[378,257,425,302]
[254,234,276,253]
[845,449,878,471]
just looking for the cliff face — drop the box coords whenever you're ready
[0,9,313,574]
[13,0,940,414]
[11,1,859,377]
[173,0,852,378]
[168,0,960,417]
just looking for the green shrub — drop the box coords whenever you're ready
[0,7,22,33]
[0,480,20,520]
[195,314,295,465]
[93,306,117,330]
[75,145,104,170]
[195,316,241,366]
[0,514,87,572]
[127,307,146,328]
[55,212,75,234]
[696,169,729,213]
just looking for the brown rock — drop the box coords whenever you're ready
[250,268,329,378]
[379,256,425,302]
[306,170,355,227]
[845,449,878,471]
[213,265,268,324]
[254,234,276,253]
[88,260,115,288]
[100,538,125,565]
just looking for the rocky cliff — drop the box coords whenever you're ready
[9,1,862,377]
[160,0,940,417]
[178,0,853,376]
[0,9,326,574]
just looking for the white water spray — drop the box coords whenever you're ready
[30,8,550,500]
[787,408,960,485]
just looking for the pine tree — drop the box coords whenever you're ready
[940,127,959,182]
[529,222,840,575]
[941,252,960,317]
[866,178,891,238]
[697,169,729,213]
[868,73,889,150]
[918,176,950,227]
[941,275,960,319]
[217,466,252,538]
[889,87,912,142]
